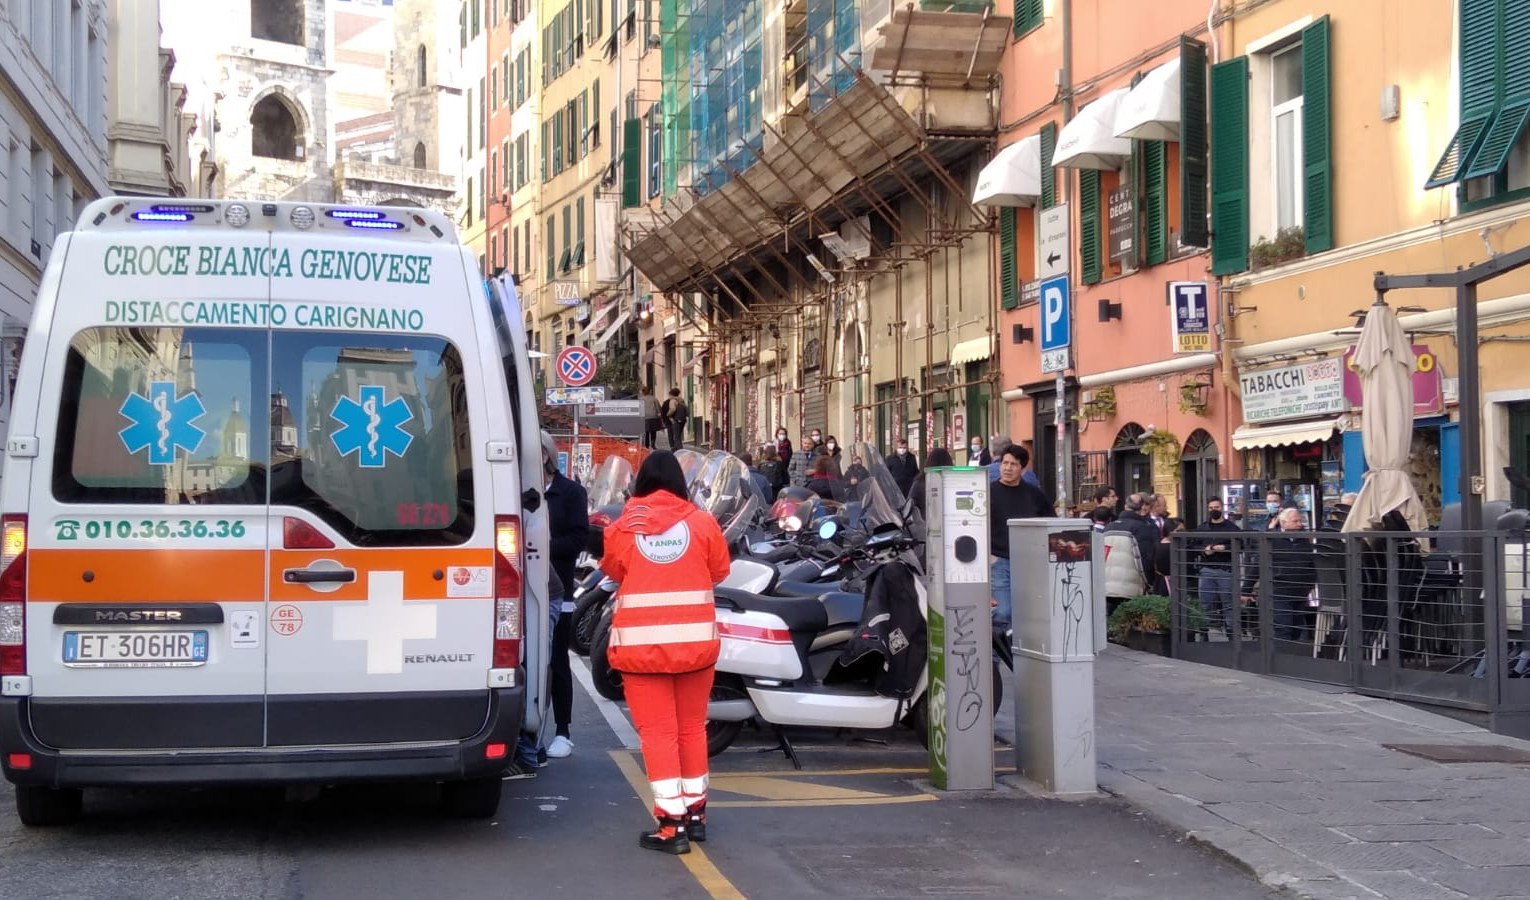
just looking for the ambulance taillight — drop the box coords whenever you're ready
[493,515,524,668]
[0,516,27,676]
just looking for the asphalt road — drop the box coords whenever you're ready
[0,662,1281,900]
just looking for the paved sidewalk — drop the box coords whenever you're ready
[1090,645,1530,899]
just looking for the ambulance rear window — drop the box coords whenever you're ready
[53,327,266,505]
[268,332,473,546]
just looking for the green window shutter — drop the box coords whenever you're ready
[547,215,556,273]
[1013,0,1042,37]
[622,117,643,207]
[1465,0,1530,179]
[541,121,549,182]
[1144,139,1168,265]
[1179,36,1210,247]
[1301,15,1333,255]
[1039,122,1057,208]
[1209,56,1249,275]
[1428,0,1498,186]
[1079,169,1102,285]
[999,208,1018,310]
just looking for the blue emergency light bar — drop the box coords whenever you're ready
[132,211,194,222]
[345,219,404,230]
[327,208,386,221]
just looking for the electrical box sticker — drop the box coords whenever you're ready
[119,381,207,465]
[330,385,414,468]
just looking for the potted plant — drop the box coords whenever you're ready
[1107,595,1206,655]
[1249,226,1307,271]
[1178,379,1209,415]
[1139,428,1180,458]
[1075,385,1117,422]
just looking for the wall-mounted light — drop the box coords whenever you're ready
[1012,324,1035,344]
[1098,299,1122,323]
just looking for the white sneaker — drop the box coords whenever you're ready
[546,735,574,759]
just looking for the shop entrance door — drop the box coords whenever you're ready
[1113,423,1152,497]
[1180,429,1221,528]
[1509,402,1530,509]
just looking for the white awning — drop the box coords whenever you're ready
[949,335,993,367]
[593,310,632,352]
[578,302,618,341]
[1114,58,1181,142]
[1231,417,1343,451]
[1052,88,1133,170]
[972,135,1042,207]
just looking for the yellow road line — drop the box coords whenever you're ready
[609,749,746,900]
[710,774,889,802]
[709,795,937,809]
[723,765,1017,778]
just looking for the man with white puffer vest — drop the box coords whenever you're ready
[600,451,732,855]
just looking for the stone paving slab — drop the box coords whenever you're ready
[1092,645,1530,899]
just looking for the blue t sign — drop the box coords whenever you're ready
[1040,275,1071,351]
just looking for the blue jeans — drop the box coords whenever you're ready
[1198,568,1236,634]
[991,556,1012,633]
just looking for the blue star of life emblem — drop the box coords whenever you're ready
[119,381,207,466]
[330,385,414,468]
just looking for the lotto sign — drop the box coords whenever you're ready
[556,345,597,386]
[1169,281,1212,353]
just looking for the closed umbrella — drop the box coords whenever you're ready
[1342,300,1428,533]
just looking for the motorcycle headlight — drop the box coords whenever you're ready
[783,515,802,532]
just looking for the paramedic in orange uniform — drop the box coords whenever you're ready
[600,451,731,855]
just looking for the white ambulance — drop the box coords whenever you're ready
[0,198,552,825]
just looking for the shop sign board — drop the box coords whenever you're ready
[1168,281,1212,353]
[1239,358,1347,424]
[1341,344,1445,418]
[1107,185,1136,264]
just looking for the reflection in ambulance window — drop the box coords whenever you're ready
[53,327,266,505]
[268,333,472,546]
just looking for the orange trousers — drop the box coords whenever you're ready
[625,667,713,817]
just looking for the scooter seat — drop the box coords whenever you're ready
[772,580,829,597]
[714,587,830,634]
[819,591,865,629]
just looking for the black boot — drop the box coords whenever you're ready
[639,815,691,855]
[686,802,707,843]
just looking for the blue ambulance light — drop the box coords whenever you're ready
[132,211,194,222]
[150,204,214,214]
[327,208,386,221]
[345,219,404,230]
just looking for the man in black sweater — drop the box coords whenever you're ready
[989,444,1054,633]
[1194,497,1243,636]
[885,437,920,499]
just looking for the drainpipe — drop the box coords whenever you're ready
[1053,0,1073,510]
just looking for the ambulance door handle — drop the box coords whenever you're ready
[284,567,357,584]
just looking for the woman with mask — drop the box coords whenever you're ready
[823,435,843,478]
[774,427,793,464]
[600,451,732,854]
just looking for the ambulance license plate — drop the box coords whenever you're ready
[62,631,209,667]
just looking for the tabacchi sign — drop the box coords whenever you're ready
[1239,358,1347,424]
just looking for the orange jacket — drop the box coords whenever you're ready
[600,489,731,674]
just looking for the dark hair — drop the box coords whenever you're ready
[738,451,755,467]
[926,447,954,468]
[633,451,689,500]
[1091,486,1116,503]
[1088,506,1115,524]
[809,456,833,477]
[1162,517,1184,536]
[669,388,681,397]
[1001,444,1029,466]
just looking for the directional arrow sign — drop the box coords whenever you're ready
[1037,203,1070,280]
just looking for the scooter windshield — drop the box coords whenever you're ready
[693,451,761,543]
[848,441,917,535]
[587,455,634,510]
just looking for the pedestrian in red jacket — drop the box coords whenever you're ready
[600,451,731,854]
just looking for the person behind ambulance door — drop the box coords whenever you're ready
[541,431,589,759]
[599,451,731,855]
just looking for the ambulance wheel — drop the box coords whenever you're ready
[442,776,502,819]
[15,785,83,827]
[589,614,625,702]
[705,677,748,757]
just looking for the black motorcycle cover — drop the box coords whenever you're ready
[827,561,927,698]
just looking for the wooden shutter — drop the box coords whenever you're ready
[1301,15,1333,254]
[1144,140,1168,265]
[999,208,1019,310]
[622,117,642,207]
[1179,36,1209,247]
[1013,0,1042,37]
[1465,0,1530,179]
[1427,0,1498,185]
[1079,169,1102,285]
[1209,56,1249,275]
[1039,122,1057,208]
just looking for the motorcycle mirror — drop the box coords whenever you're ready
[818,520,839,541]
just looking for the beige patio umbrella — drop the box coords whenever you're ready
[1342,299,1429,533]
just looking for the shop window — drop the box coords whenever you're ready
[251,0,304,45]
[250,95,303,161]
[413,141,427,169]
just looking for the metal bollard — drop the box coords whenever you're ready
[923,467,994,790]
[1009,518,1099,796]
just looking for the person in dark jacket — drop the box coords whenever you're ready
[822,436,844,478]
[1193,497,1243,636]
[1241,506,1317,643]
[989,444,1054,632]
[885,437,919,499]
[909,447,954,520]
[844,455,870,498]
[758,444,788,498]
[1106,493,1162,592]
[541,431,589,758]
[739,451,772,506]
[804,455,843,501]
[774,426,794,465]
[1151,518,1184,596]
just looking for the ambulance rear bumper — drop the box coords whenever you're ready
[0,685,525,788]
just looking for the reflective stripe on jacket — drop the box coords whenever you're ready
[599,491,732,674]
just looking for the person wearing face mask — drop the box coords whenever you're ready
[822,436,844,479]
[774,427,794,464]
[968,437,991,467]
[885,437,920,499]
[1263,491,1285,530]
[809,430,825,456]
[1195,498,1242,637]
